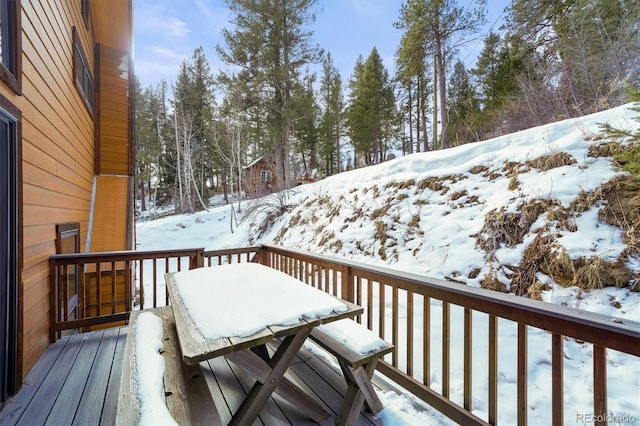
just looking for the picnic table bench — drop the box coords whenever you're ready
[310,319,394,426]
[115,306,219,426]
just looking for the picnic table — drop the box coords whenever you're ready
[165,262,363,425]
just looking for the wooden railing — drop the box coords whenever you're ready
[49,247,264,340]
[49,245,640,426]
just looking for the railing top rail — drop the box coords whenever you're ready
[49,248,206,263]
[203,246,264,256]
[261,244,640,356]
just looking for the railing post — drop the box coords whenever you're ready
[191,249,205,269]
[593,345,607,426]
[49,258,58,343]
[261,247,272,268]
[341,265,354,303]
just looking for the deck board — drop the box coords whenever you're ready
[46,328,104,424]
[76,327,125,426]
[0,323,384,426]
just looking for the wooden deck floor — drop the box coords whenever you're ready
[0,326,384,425]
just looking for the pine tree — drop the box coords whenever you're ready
[292,71,320,179]
[396,0,487,149]
[318,53,344,175]
[447,61,480,145]
[395,5,431,154]
[346,48,397,166]
[217,0,323,189]
[134,80,161,214]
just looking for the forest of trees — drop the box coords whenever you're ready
[135,0,640,216]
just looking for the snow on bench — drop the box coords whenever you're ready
[309,318,394,426]
[116,307,216,426]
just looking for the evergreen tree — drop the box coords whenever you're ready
[346,48,397,166]
[318,53,344,175]
[134,80,160,214]
[396,0,486,149]
[217,0,323,189]
[447,61,480,145]
[292,71,320,178]
[346,55,365,167]
[470,31,523,136]
[395,6,431,154]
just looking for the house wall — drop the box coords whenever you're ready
[0,0,132,378]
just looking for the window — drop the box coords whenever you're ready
[0,0,21,94]
[261,170,271,183]
[56,223,80,321]
[72,27,93,114]
[81,0,91,30]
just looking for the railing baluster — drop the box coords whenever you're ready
[464,307,472,411]
[379,282,386,340]
[62,265,69,322]
[593,344,607,426]
[518,323,528,426]
[165,258,170,306]
[152,258,157,308]
[324,267,330,294]
[367,278,373,329]
[407,290,414,376]
[356,276,362,314]
[424,295,430,386]
[78,261,86,322]
[125,260,131,311]
[139,258,145,309]
[489,314,497,425]
[552,333,563,426]
[392,285,399,367]
[96,262,102,317]
[442,301,450,399]
[111,261,117,314]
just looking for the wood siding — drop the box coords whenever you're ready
[95,44,130,175]
[0,0,133,382]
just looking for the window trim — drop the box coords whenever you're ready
[72,27,93,115]
[81,0,91,30]
[55,223,80,322]
[0,0,22,95]
[0,92,22,400]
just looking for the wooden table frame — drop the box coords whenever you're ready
[165,271,363,425]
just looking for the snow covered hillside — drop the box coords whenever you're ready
[138,104,640,320]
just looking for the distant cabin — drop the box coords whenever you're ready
[0,0,134,404]
[243,156,278,196]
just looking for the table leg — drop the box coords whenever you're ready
[228,330,322,426]
[336,360,383,426]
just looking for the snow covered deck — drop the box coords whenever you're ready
[0,312,387,425]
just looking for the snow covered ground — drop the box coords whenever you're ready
[137,104,640,425]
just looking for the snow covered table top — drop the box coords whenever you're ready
[165,262,363,364]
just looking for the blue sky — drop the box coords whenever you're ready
[134,0,510,90]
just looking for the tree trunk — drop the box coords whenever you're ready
[436,39,449,149]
